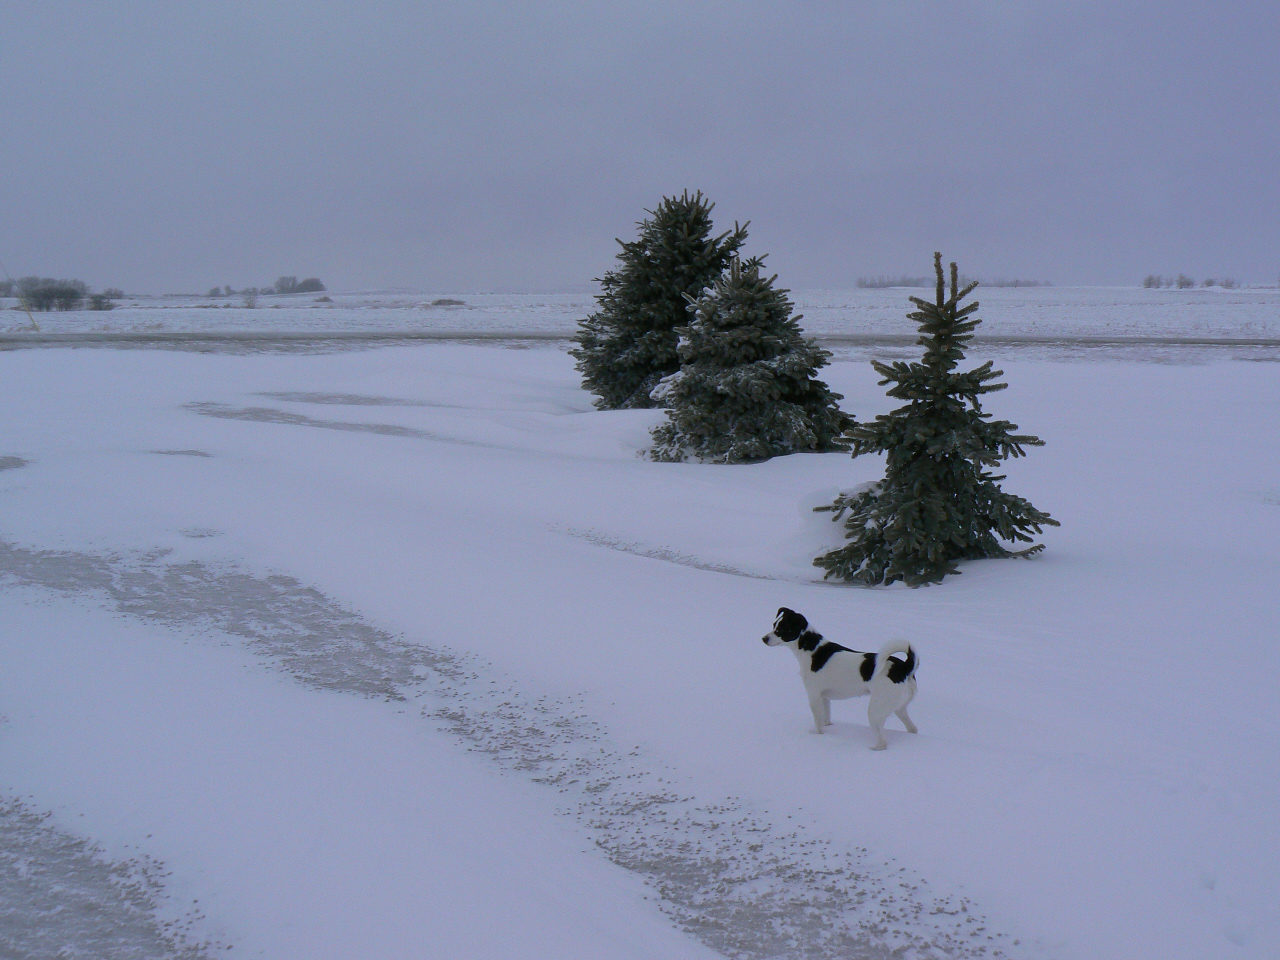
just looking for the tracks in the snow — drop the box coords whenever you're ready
[0,540,1022,960]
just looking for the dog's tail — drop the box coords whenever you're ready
[874,639,917,683]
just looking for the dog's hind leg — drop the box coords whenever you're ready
[895,705,918,734]
[809,694,828,734]
[895,681,918,733]
[867,686,897,751]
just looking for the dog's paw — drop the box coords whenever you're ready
[871,742,887,751]
[905,724,919,734]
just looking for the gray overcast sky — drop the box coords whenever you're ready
[2,1,1276,292]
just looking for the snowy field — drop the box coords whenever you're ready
[4,285,1280,342]
[1,301,1278,959]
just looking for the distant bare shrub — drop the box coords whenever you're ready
[88,293,115,311]
[56,285,84,310]
[19,276,87,311]
[314,295,332,303]
[1176,274,1195,289]
[103,287,124,299]
[242,290,258,308]
[207,286,224,298]
[1143,274,1163,288]
[1219,278,1238,289]
[0,279,13,297]
[431,298,466,306]
[272,276,325,295]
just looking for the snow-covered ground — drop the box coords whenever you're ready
[1,314,1278,958]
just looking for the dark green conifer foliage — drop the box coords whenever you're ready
[572,191,747,410]
[650,258,849,463]
[814,253,1059,586]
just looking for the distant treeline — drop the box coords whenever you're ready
[1143,274,1237,289]
[2,276,123,311]
[856,275,1050,289]
[206,276,325,298]
[855,276,935,289]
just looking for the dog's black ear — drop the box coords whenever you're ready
[773,608,808,643]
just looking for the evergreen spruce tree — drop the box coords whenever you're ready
[571,191,747,410]
[814,253,1059,586]
[649,258,849,463]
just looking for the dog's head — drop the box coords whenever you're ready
[763,607,809,646]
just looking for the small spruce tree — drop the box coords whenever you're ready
[649,258,849,463]
[572,191,747,410]
[814,253,1059,586]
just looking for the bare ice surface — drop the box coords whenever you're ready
[0,539,1021,960]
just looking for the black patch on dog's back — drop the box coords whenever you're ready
[859,653,876,682]
[886,647,916,683]
[809,641,850,672]
[797,629,823,652]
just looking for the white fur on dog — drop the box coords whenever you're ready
[763,607,918,751]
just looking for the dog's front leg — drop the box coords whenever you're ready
[809,694,828,734]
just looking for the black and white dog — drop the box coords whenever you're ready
[763,607,918,751]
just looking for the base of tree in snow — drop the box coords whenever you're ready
[814,254,1058,585]
[815,480,1053,587]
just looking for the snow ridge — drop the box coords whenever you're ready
[561,526,775,581]
[0,540,1024,960]
[185,401,488,447]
